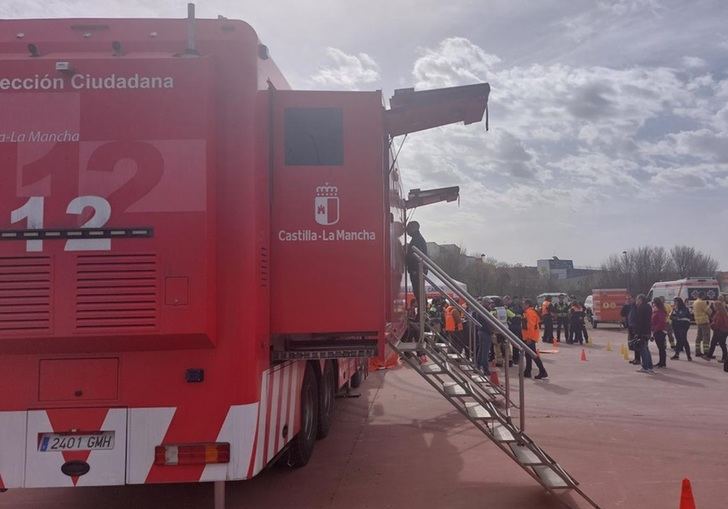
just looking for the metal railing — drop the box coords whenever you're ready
[412,246,537,432]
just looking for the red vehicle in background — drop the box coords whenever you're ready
[0,8,488,496]
[587,288,629,328]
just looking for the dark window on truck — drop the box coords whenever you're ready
[284,107,343,165]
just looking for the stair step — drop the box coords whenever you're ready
[491,422,516,442]
[397,342,424,353]
[465,402,494,420]
[533,465,571,489]
[443,382,469,396]
[470,374,500,394]
[509,443,543,465]
[421,363,445,375]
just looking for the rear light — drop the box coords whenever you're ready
[154,442,230,466]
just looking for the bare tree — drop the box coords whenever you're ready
[670,245,719,278]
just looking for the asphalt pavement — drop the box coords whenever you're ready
[3,326,727,508]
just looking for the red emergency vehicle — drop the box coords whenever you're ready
[0,11,488,492]
[587,288,629,328]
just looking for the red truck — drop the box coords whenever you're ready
[587,288,629,328]
[0,9,488,495]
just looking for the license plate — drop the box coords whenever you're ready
[38,431,115,452]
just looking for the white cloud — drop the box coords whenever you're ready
[682,56,707,68]
[310,47,380,90]
[400,35,728,266]
[413,37,500,89]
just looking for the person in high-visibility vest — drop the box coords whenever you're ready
[541,296,554,343]
[523,299,548,379]
[444,302,463,352]
[553,294,570,343]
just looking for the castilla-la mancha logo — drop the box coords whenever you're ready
[315,183,339,226]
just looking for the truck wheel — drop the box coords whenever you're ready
[317,360,336,439]
[288,363,318,467]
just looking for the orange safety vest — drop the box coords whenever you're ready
[523,307,541,341]
[445,306,456,331]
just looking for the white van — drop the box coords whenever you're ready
[647,277,720,304]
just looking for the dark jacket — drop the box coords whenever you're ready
[620,304,631,320]
[670,307,691,329]
[626,304,637,329]
[635,302,652,336]
[406,231,427,272]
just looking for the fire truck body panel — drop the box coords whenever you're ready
[270,90,387,338]
[0,15,487,491]
[0,17,312,489]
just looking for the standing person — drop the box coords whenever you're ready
[670,297,693,361]
[504,296,524,363]
[554,294,570,343]
[444,301,462,351]
[662,297,676,350]
[620,296,633,329]
[635,294,654,374]
[627,297,640,365]
[473,305,493,376]
[522,299,548,379]
[692,292,711,357]
[704,300,728,364]
[569,301,585,345]
[651,298,668,368]
[405,221,427,318]
[541,296,554,343]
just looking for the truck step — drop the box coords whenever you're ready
[509,443,543,465]
[421,363,444,375]
[533,465,571,489]
[491,422,516,442]
[465,402,494,420]
[443,382,469,396]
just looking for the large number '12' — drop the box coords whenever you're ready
[10,195,111,252]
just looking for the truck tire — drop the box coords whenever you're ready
[288,363,319,467]
[317,360,336,439]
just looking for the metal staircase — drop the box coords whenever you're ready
[389,247,601,509]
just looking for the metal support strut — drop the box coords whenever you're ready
[214,481,225,509]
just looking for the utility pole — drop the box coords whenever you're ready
[622,250,630,294]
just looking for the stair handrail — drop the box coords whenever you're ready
[412,246,536,360]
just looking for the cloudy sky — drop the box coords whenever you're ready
[4,0,727,268]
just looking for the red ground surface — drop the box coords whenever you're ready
[3,327,727,508]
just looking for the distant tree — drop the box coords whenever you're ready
[670,245,719,278]
[599,245,718,295]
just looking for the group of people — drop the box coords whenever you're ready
[427,295,549,380]
[621,292,728,374]
[540,294,590,345]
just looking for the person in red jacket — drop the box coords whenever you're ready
[651,298,668,368]
[523,299,548,379]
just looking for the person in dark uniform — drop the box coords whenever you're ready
[553,294,570,343]
[405,221,427,317]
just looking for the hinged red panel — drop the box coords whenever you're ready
[38,358,119,401]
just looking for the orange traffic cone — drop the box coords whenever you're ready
[490,370,500,386]
[580,349,587,361]
[679,478,696,509]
